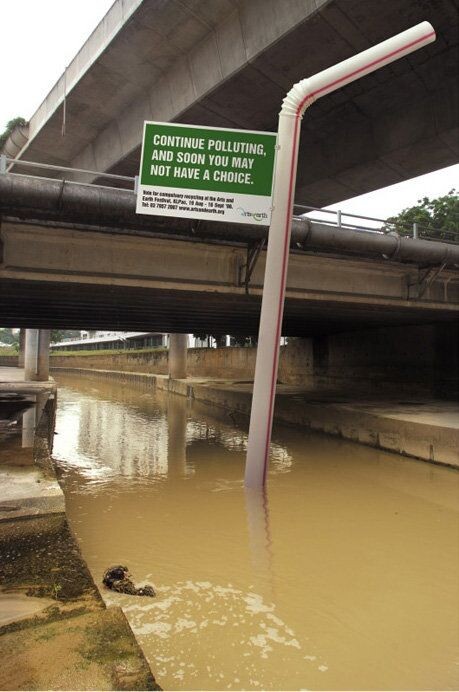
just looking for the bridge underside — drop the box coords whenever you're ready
[1,218,457,335]
[1,278,456,336]
[9,0,459,206]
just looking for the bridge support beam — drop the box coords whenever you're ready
[24,329,50,381]
[18,328,26,367]
[168,334,187,380]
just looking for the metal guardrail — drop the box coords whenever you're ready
[294,203,459,242]
[1,154,457,242]
[0,154,136,185]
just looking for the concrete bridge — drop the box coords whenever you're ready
[1,174,458,335]
[4,0,458,206]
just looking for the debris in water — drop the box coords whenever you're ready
[102,565,156,597]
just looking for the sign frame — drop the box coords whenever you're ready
[136,121,277,225]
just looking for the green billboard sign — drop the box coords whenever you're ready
[136,122,276,224]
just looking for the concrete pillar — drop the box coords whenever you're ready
[24,329,50,381]
[21,392,48,449]
[18,329,26,367]
[37,329,51,381]
[21,402,36,448]
[24,330,39,380]
[168,333,187,379]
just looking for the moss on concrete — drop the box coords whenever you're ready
[0,608,160,691]
[0,520,101,603]
[0,396,160,690]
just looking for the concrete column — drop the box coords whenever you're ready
[21,401,36,448]
[168,333,187,379]
[18,329,26,367]
[37,329,51,381]
[24,329,39,380]
[24,329,50,381]
[21,392,48,449]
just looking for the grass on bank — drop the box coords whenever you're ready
[0,347,18,356]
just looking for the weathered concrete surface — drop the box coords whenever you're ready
[168,334,187,379]
[0,387,63,537]
[0,466,64,528]
[0,356,18,367]
[169,378,459,469]
[0,592,56,628]
[0,514,160,691]
[52,367,459,469]
[0,367,56,396]
[0,606,159,691]
[1,221,458,334]
[24,329,51,383]
[0,381,160,691]
[50,320,458,397]
[8,0,458,207]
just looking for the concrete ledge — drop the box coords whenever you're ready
[53,367,459,469]
[0,466,65,525]
[0,367,56,396]
[0,516,160,691]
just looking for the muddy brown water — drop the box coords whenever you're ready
[52,373,459,691]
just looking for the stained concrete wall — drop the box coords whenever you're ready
[51,340,312,384]
[49,323,458,397]
[0,355,18,367]
[50,345,313,385]
[310,323,458,396]
[48,368,459,468]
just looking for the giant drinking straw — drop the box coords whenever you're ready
[245,22,436,487]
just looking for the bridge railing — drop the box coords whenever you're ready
[295,203,459,243]
[1,154,457,243]
[0,154,137,190]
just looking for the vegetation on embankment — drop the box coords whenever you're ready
[383,188,459,241]
[0,347,17,356]
[0,117,27,152]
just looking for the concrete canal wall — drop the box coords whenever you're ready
[3,322,456,395]
[51,347,254,379]
[47,322,458,396]
[0,356,17,367]
[51,368,459,469]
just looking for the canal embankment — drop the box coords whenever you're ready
[0,368,160,691]
[50,367,459,469]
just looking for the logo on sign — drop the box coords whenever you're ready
[237,208,268,222]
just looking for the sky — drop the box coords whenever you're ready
[1,0,457,224]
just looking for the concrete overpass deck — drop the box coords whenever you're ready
[1,219,458,334]
[0,173,457,334]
